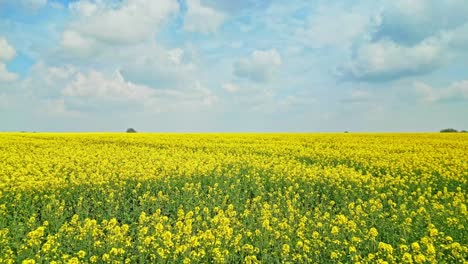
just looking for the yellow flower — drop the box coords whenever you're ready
[102,254,110,262]
[282,244,290,255]
[402,252,413,263]
[143,236,152,246]
[67,257,79,264]
[331,226,339,235]
[368,227,378,239]
[77,250,86,259]
[157,248,166,259]
[378,242,393,254]
[1,132,467,263]
[426,243,436,255]
[243,244,255,254]
[312,231,320,239]
[244,255,260,264]
[429,228,438,237]
[330,251,339,260]
[411,242,420,253]
[414,253,426,263]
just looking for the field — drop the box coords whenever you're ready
[0,133,467,263]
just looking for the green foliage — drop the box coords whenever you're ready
[440,128,458,133]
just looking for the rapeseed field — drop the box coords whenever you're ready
[0,133,466,263]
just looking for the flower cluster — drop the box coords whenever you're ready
[0,133,466,263]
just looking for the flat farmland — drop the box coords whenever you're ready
[0,133,467,263]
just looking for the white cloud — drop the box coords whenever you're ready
[62,70,151,101]
[69,0,99,17]
[18,62,78,99]
[375,0,468,44]
[184,0,225,34]
[0,38,16,62]
[415,80,468,103]
[445,22,468,50]
[43,98,81,117]
[63,0,179,52]
[8,62,218,115]
[332,0,468,83]
[32,63,217,111]
[117,43,197,88]
[168,48,184,65]
[297,4,373,48]
[222,83,239,93]
[234,49,282,82]
[338,36,447,82]
[55,36,202,100]
[0,64,18,82]
[192,81,218,106]
[61,30,97,56]
[0,38,18,83]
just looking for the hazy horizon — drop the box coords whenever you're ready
[1,0,467,132]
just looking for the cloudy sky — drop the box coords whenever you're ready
[0,0,467,132]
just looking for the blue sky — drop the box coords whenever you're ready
[0,0,467,132]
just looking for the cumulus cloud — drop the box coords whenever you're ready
[18,62,78,98]
[0,38,16,62]
[69,0,99,17]
[59,0,201,95]
[184,0,225,34]
[338,17,468,83]
[65,72,218,112]
[337,36,448,82]
[297,4,373,48]
[445,22,468,50]
[415,80,468,103]
[330,0,468,83]
[374,0,468,45]
[0,64,18,82]
[62,70,154,101]
[168,48,184,64]
[43,98,81,117]
[63,0,179,53]
[59,34,199,91]
[234,49,282,83]
[17,63,218,113]
[61,30,97,56]
[0,37,18,83]
[118,44,197,89]
[222,83,240,93]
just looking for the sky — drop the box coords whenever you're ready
[0,0,467,132]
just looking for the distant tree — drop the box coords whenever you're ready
[126,128,137,133]
[344,131,349,133]
[461,130,467,133]
[440,128,458,133]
